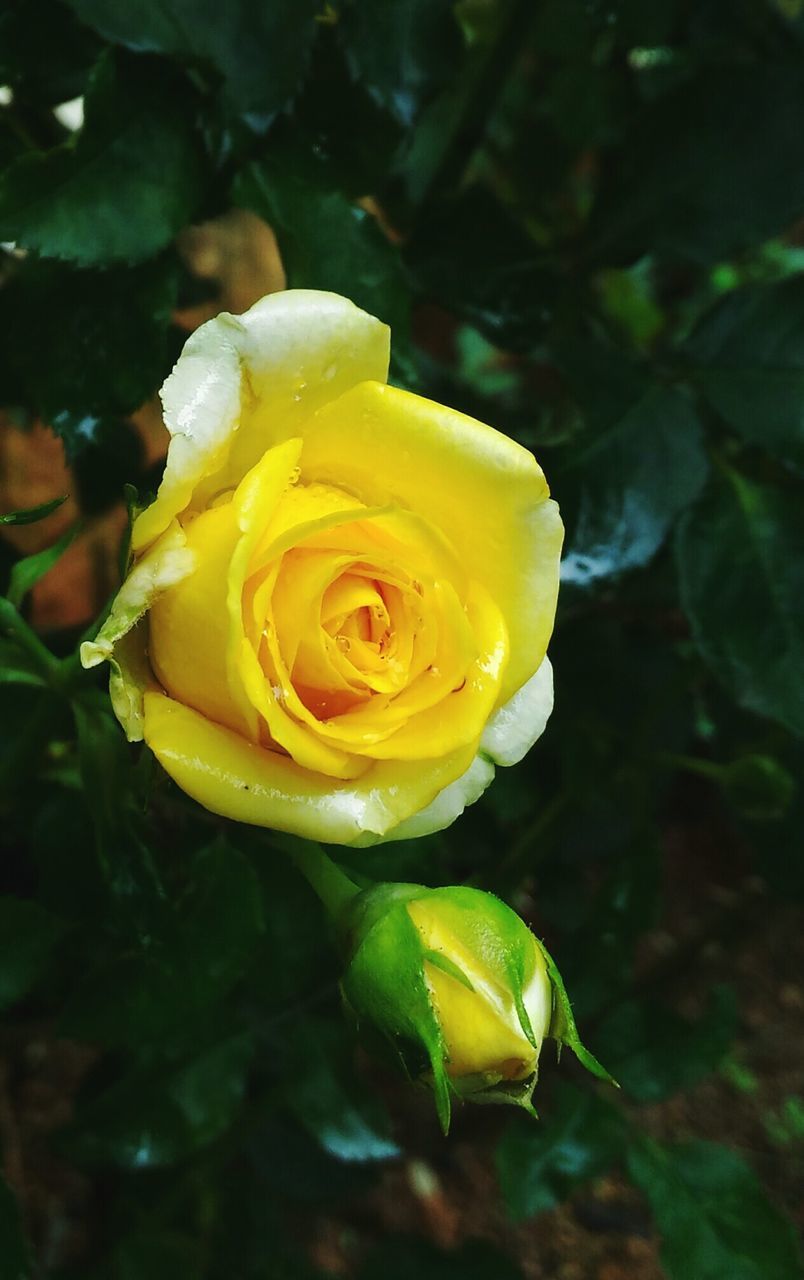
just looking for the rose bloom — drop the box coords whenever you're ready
[82,291,563,846]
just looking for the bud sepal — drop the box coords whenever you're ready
[534,937,619,1087]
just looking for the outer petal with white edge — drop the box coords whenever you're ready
[480,657,554,767]
[132,291,390,553]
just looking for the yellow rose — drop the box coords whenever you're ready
[81,291,563,846]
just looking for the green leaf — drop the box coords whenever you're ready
[0,51,204,265]
[0,640,47,689]
[676,468,804,736]
[65,1032,253,1169]
[590,64,804,264]
[0,896,67,1011]
[240,839,332,1010]
[72,690,138,864]
[687,278,804,472]
[0,0,100,105]
[62,838,264,1047]
[0,496,67,526]
[495,1082,626,1220]
[7,522,80,608]
[233,143,410,338]
[0,1176,31,1280]
[550,842,661,1020]
[285,1017,400,1163]
[1,255,179,432]
[627,1139,802,1280]
[595,986,737,1103]
[294,31,405,197]
[405,187,556,352]
[62,0,318,118]
[558,346,709,586]
[339,0,464,126]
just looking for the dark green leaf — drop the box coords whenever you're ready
[550,841,661,1019]
[0,495,67,526]
[294,32,405,197]
[233,145,410,337]
[339,0,464,126]
[687,278,804,472]
[0,52,204,265]
[590,65,804,264]
[0,0,100,105]
[0,640,47,689]
[62,838,264,1047]
[1,255,179,432]
[7,522,80,608]
[63,0,318,119]
[0,896,67,1011]
[676,468,804,736]
[72,690,137,862]
[405,187,556,351]
[496,1082,626,1220]
[66,1033,253,1169]
[285,1017,399,1163]
[595,986,737,1103]
[0,1176,31,1280]
[249,1113,376,1207]
[72,416,145,514]
[558,346,709,585]
[627,1139,802,1280]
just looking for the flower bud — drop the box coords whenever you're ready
[339,882,612,1130]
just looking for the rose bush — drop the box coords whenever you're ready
[81,290,563,846]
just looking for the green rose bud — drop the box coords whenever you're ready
[339,881,614,1132]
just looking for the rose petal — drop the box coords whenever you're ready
[142,690,479,846]
[480,656,554,767]
[300,380,563,702]
[357,752,496,846]
[133,291,390,552]
[80,518,195,671]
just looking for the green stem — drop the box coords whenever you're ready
[285,839,361,922]
[656,751,726,782]
[0,596,60,681]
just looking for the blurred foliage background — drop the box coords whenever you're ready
[1,0,804,1276]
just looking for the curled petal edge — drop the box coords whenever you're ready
[80,521,196,741]
[480,656,554,768]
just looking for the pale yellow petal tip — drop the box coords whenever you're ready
[80,639,110,669]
